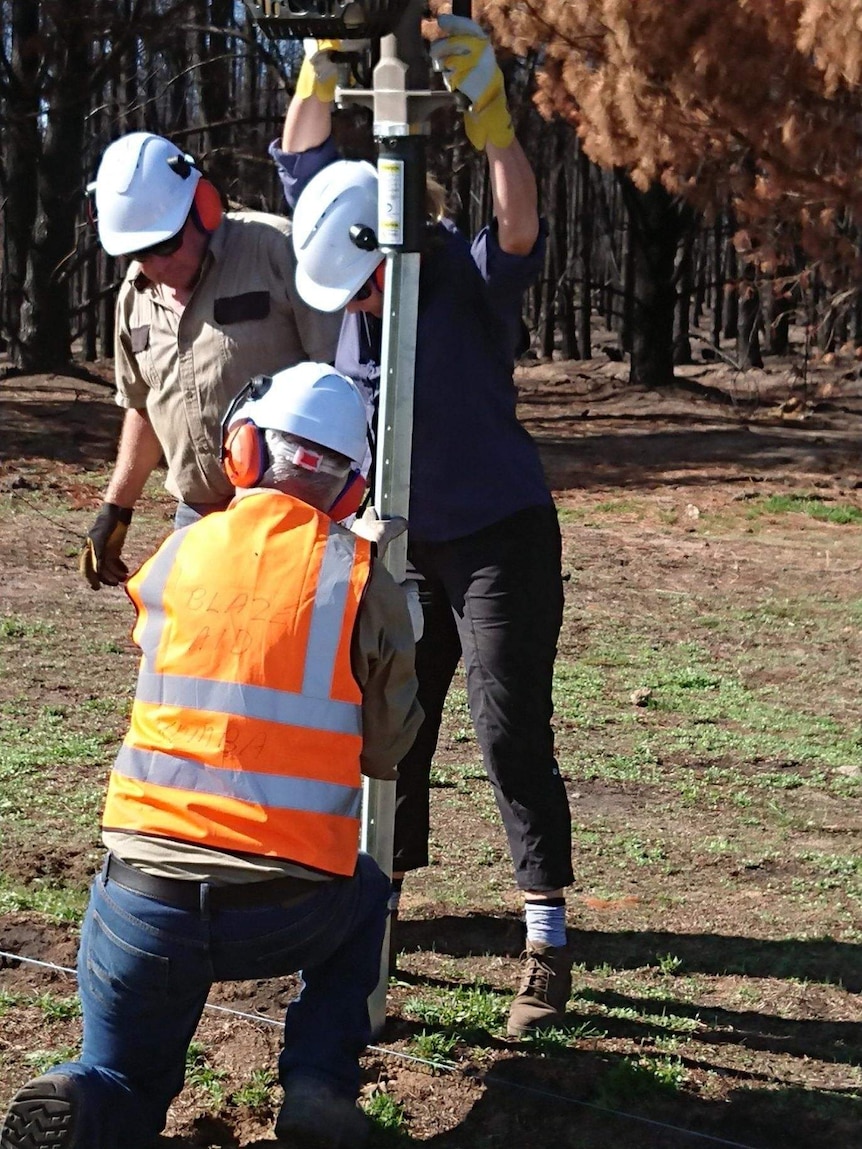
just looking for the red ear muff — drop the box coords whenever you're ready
[192,178,223,234]
[372,261,386,293]
[329,470,367,523]
[222,420,267,488]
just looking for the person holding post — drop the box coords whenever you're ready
[270,13,574,1037]
[2,363,423,1149]
[79,131,342,589]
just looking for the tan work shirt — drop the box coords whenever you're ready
[114,211,342,504]
[103,558,423,883]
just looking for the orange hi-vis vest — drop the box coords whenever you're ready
[102,490,372,877]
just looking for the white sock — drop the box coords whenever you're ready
[525,900,567,948]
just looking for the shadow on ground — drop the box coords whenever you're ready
[4,377,862,493]
[0,386,121,468]
[155,1053,862,1149]
[396,915,862,992]
[534,425,861,491]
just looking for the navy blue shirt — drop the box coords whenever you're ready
[271,138,553,543]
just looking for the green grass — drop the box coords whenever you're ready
[591,497,646,517]
[406,1030,458,1067]
[0,705,110,824]
[595,1054,688,1104]
[33,993,81,1022]
[797,852,862,897]
[0,877,89,923]
[556,626,862,780]
[365,1090,408,1132]
[402,985,508,1041]
[656,953,683,976]
[0,705,112,771]
[185,1041,227,1107]
[0,990,21,1016]
[556,506,591,524]
[748,494,862,524]
[441,686,470,719]
[520,1020,607,1053]
[428,759,486,789]
[23,1047,79,1075]
[0,616,57,640]
[229,1067,277,1109]
[579,997,702,1035]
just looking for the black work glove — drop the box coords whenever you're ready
[79,503,133,590]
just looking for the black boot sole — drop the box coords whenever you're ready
[1,1077,76,1149]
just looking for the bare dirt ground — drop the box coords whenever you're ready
[0,350,860,1148]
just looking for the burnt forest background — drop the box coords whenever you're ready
[3,0,862,391]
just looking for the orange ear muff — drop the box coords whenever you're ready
[222,420,267,488]
[192,178,223,234]
[372,261,386,293]
[329,470,367,523]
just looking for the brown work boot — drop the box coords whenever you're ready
[506,940,573,1038]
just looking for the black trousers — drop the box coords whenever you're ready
[397,505,573,892]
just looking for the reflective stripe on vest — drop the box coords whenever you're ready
[135,524,188,668]
[132,514,362,737]
[103,495,370,873]
[132,671,360,735]
[113,744,362,819]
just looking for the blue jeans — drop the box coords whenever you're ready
[51,853,388,1149]
[173,499,230,529]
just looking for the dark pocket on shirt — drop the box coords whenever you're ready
[214,292,271,325]
[130,325,150,353]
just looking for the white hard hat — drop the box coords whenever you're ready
[231,363,369,465]
[293,160,384,312]
[93,132,200,256]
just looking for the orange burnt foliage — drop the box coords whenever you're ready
[432,1,862,274]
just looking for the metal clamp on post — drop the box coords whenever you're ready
[243,1,408,41]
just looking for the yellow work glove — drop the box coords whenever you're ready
[79,502,133,590]
[430,13,514,151]
[296,38,341,102]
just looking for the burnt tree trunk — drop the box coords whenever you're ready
[540,220,556,360]
[18,2,89,371]
[673,225,695,365]
[736,261,763,368]
[2,0,40,366]
[555,125,578,358]
[197,0,233,185]
[692,228,706,327]
[577,146,593,360]
[765,266,796,356]
[620,203,633,356]
[711,219,724,350]
[724,237,739,342]
[619,177,681,387]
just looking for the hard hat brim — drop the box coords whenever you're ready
[98,225,185,258]
[295,264,358,314]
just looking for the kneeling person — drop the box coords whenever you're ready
[2,363,422,1149]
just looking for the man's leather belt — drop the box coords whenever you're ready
[104,853,322,911]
